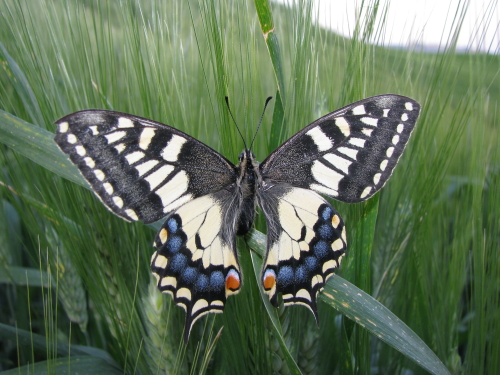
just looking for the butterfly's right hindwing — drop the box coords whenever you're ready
[150,189,242,343]
[54,110,236,224]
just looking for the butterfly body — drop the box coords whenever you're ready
[54,95,420,343]
[234,150,259,236]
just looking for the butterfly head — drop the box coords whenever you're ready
[238,149,258,167]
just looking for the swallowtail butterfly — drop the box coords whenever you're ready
[54,94,420,343]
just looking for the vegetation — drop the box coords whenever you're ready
[0,0,498,374]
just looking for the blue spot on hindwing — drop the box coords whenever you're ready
[295,265,308,283]
[313,240,329,260]
[277,266,294,288]
[169,253,187,272]
[209,271,225,292]
[317,224,334,240]
[167,217,179,233]
[304,256,318,271]
[320,205,333,221]
[181,267,197,285]
[166,235,182,253]
[196,274,209,292]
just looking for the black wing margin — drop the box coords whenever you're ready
[259,95,420,203]
[54,110,236,223]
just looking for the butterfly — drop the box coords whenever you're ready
[54,94,420,343]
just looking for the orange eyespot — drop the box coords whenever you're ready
[226,270,241,291]
[263,270,276,290]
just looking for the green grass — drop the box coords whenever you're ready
[0,0,499,374]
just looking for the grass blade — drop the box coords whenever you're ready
[254,0,286,99]
[0,356,122,375]
[0,110,85,187]
[321,277,451,375]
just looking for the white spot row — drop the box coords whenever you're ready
[311,161,344,193]
[360,186,372,199]
[361,117,378,126]
[73,147,139,221]
[352,104,365,115]
[67,134,77,144]
[76,146,86,156]
[380,160,388,171]
[105,131,126,144]
[307,127,333,152]
[58,122,69,133]
[84,157,95,168]
[162,135,187,162]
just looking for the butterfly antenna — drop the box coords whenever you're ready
[225,96,247,150]
[249,96,273,151]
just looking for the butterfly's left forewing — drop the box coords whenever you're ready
[260,95,420,203]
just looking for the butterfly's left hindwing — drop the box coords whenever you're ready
[257,185,346,318]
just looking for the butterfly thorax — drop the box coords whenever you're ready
[235,149,260,235]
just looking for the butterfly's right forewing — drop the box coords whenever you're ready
[54,110,236,224]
